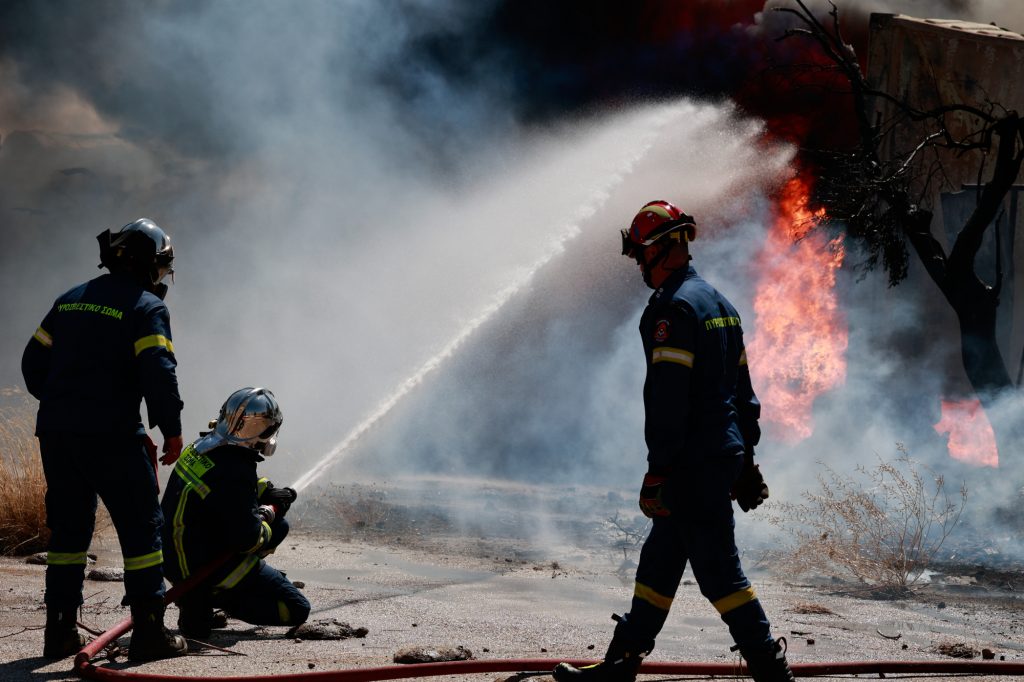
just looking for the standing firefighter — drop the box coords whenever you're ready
[21,218,187,661]
[161,387,310,639]
[553,201,794,682]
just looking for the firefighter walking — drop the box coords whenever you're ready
[553,201,795,682]
[160,387,310,639]
[22,218,188,661]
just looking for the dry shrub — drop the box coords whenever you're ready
[768,445,967,597]
[293,482,396,531]
[933,642,977,659]
[787,601,837,615]
[0,390,48,555]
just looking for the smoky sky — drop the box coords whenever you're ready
[4,1,1018,165]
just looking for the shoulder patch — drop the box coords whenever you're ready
[653,319,671,343]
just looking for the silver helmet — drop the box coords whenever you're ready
[192,387,283,457]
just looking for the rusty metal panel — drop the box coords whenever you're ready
[867,13,1024,196]
[866,14,1024,382]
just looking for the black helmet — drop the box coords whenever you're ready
[97,218,175,297]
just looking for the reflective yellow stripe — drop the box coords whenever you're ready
[215,555,260,591]
[124,550,163,571]
[739,349,748,366]
[174,462,212,499]
[173,487,191,579]
[713,586,757,615]
[47,551,88,566]
[33,326,53,348]
[642,204,673,219]
[257,477,271,499]
[652,346,694,367]
[244,521,273,554]
[277,601,291,624]
[134,334,174,356]
[634,582,673,611]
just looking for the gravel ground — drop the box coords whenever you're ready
[2,493,1022,682]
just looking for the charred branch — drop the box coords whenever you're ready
[772,3,1022,411]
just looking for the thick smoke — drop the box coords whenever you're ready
[3,1,1022,556]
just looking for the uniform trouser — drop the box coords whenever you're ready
[39,432,165,608]
[618,451,773,653]
[176,518,310,628]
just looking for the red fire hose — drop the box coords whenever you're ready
[74,618,1024,680]
[73,554,1024,680]
[74,644,1024,681]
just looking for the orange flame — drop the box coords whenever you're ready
[933,399,998,467]
[747,176,847,442]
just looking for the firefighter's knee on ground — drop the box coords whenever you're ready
[280,592,311,625]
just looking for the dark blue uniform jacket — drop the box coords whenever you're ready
[21,272,182,437]
[640,266,760,472]
[161,443,274,585]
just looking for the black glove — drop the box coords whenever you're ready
[731,454,769,513]
[259,485,298,516]
[638,473,671,518]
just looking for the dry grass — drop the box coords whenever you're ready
[786,601,837,615]
[0,389,114,556]
[296,482,396,531]
[768,444,968,597]
[933,642,977,659]
[0,389,49,555]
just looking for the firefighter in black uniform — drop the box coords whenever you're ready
[22,218,188,660]
[160,387,310,639]
[554,201,794,682]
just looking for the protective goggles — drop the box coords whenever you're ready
[620,214,696,259]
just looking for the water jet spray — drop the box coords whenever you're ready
[290,103,692,493]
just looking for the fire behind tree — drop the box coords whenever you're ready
[768,3,1024,466]
[390,1,1021,460]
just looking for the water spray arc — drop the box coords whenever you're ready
[290,104,689,493]
[289,273,542,492]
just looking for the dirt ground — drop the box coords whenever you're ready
[1,480,1022,682]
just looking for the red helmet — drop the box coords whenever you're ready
[621,200,696,259]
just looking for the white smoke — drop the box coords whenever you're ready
[2,0,1022,560]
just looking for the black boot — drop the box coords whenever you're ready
[740,637,796,682]
[43,605,87,659]
[177,604,228,639]
[552,618,654,682]
[177,599,213,640]
[128,599,188,661]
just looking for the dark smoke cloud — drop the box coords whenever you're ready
[0,1,234,158]
[375,0,1022,153]
[4,1,1014,164]
[0,1,515,172]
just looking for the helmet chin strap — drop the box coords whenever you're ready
[638,244,671,288]
[639,239,692,289]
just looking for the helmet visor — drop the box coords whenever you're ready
[620,228,639,258]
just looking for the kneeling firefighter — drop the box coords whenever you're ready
[160,387,310,638]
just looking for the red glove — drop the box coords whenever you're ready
[160,434,183,465]
[638,473,671,518]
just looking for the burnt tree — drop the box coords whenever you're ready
[775,2,1024,438]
